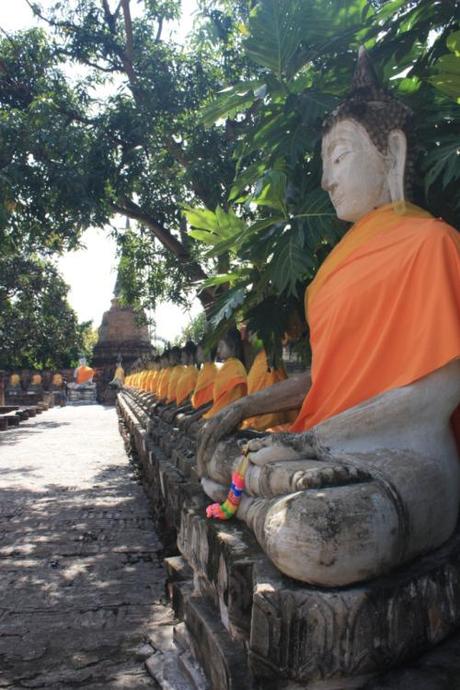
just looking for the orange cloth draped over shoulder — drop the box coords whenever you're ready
[52,373,63,387]
[290,203,460,441]
[176,366,199,405]
[167,366,185,403]
[143,370,153,391]
[10,374,20,386]
[31,374,42,386]
[148,370,159,394]
[114,366,125,384]
[241,350,289,430]
[76,366,94,384]
[191,362,218,409]
[141,371,150,390]
[203,358,247,420]
[157,368,172,401]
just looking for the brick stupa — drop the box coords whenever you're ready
[92,295,153,401]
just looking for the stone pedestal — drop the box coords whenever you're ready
[117,388,460,690]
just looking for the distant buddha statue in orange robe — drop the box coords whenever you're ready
[198,47,460,588]
[203,328,247,420]
[74,357,94,385]
[28,372,43,392]
[191,343,218,410]
[175,342,199,405]
[51,373,63,388]
[240,348,290,431]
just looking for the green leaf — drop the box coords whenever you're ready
[424,138,460,193]
[245,0,317,79]
[201,272,243,289]
[268,225,315,296]
[253,169,288,213]
[201,80,265,127]
[210,287,247,327]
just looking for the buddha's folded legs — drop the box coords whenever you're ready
[201,362,460,586]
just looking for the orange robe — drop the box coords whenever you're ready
[75,366,94,384]
[176,366,199,405]
[241,350,289,430]
[157,368,172,401]
[52,373,63,387]
[203,358,247,419]
[192,362,218,409]
[114,366,125,384]
[167,366,185,403]
[291,203,460,437]
[31,374,42,386]
[148,370,159,394]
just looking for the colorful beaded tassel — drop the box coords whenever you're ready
[206,448,250,520]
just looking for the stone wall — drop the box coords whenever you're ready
[118,387,460,690]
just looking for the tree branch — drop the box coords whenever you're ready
[111,198,214,308]
[120,0,138,88]
[155,17,163,42]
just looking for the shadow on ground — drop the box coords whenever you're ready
[0,460,171,689]
[0,419,72,448]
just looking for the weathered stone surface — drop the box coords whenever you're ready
[0,405,173,689]
[118,387,460,690]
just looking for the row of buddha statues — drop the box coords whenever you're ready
[6,358,96,398]
[124,47,460,589]
[125,332,295,430]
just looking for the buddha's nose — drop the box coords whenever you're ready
[321,170,336,195]
[321,167,332,192]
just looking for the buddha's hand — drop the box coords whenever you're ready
[243,431,316,466]
[197,401,246,476]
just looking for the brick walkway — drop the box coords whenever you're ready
[0,405,172,689]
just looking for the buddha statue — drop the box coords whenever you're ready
[108,359,125,390]
[73,357,94,386]
[6,373,21,400]
[202,327,247,420]
[175,341,199,406]
[198,47,460,587]
[8,373,21,389]
[28,372,43,393]
[50,372,66,406]
[176,340,218,433]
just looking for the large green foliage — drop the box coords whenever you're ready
[0,1,242,311]
[186,0,460,353]
[0,252,92,370]
[1,0,458,359]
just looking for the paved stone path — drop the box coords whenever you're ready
[0,405,173,689]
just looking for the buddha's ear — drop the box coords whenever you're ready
[386,129,407,203]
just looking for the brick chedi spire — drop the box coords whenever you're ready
[92,267,153,401]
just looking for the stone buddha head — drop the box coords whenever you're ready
[181,341,197,366]
[196,340,217,365]
[160,350,170,369]
[321,47,414,223]
[216,327,244,362]
[169,346,181,367]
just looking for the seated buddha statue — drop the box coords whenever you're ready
[160,342,199,423]
[175,341,199,406]
[198,48,460,587]
[109,360,125,390]
[6,373,21,399]
[176,340,218,432]
[176,330,247,432]
[73,357,94,386]
[28,372,43,393]
[240,335,296,431]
